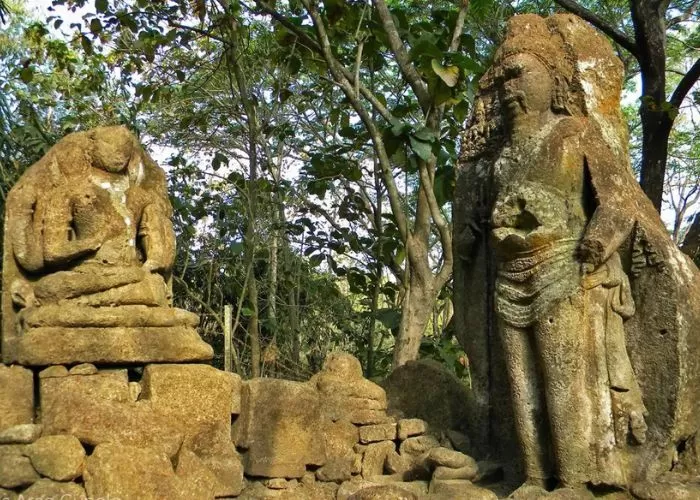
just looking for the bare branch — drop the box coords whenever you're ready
[670,57,700,110]
[448,0,469,53]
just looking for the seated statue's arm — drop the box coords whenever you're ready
[42,195,101,266]
[8,187,44,272]
[139,202,175,273]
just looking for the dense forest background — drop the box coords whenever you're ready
[0,0,698,381]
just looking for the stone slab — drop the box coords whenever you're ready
[0,365,33,432]
[15,326,213,365]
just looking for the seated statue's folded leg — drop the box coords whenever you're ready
[65,272,169,307]
[34,265,146,302]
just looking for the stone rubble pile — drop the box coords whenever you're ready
[0,352,502,499]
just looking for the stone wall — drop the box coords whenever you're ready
[0,352,501,500]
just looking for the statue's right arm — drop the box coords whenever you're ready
[41,196,101,266]
[9,187,44,273]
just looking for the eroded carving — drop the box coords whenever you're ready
[2,126,212,365]
[454,14,700,491]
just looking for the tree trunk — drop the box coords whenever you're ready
[392,275,434,367]
[638,106,672,212]
[247,268,261,378]
[681,213,700,263]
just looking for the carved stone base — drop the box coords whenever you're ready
[13,326,213,365]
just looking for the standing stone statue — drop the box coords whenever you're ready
[454,14,700,490]
[2,126,213,365]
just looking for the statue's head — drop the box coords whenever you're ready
[464,14,625,158]
[90,126,136,174]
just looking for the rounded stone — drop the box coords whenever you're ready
[26,435,86,481]
[322,352,363,380]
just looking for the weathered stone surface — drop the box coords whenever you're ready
[455,12,700,489]
[509,484,550,500]
[262,478,298,489]
[323,352,364,379]
[548,488,595,499]
[2,126,212,365]
[428,479,497,499]
[337,480,427,500]
[426,447,475,470]
[0,365,33,432]
[0,453,39,489]
[182,422,244,497]
[385,450,411,477]
[26,435,85,481]
[233,378,325,478]
[399,435,440,462]
[359,423,396,444]
[631,479,700,500]
[38,366,68,378]
[69,363,98,375]
[20,479,87,500]
[361,441,395,478]
[84,443,208,500]
[397,419,427,441]
[40,371,183,457]
[324,419,359,459]
[0,487,17,500]
[316,456,354,483]
[474,460,503,483]
[383,360,470,436]
[141,363,235,427]
[433,464,478,481]
[175,449,217,499]
[17,326,213,365]
[0,424,42,444]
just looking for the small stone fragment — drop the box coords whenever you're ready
[0,424,42,444]
[69,363,98,375]
[361,441,395,478]
[262,478,298,489]
[359,423,396,444]
[128,382,141,402]
[38,366,69,379]
[0,453,39,489]
[20,478,87,500]
[384,450,410,477]
[397,419,428,440]
[428,479,497,499]
[26,435,85,481]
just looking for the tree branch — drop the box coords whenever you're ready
[372,0,431,112]
[553,0,639,57]
[670,57,700,109]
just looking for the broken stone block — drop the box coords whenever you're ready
[84,443,208,500]
[0,424,42,444]
[316,455,355,483]
[0,365,33,432]
[428,479,497,499]
[359,423,397,444]
[40,369,184,457]
[141,363,235,427]
[399,435,440,462]
[426,447,476,470]
[385,450,411,477]
[361,441,395,478]
[433,464,478,481]
[182,422,244,497]
[324,419,359,459]
[38,366,68,379]
[337,480,427,500]
[397,418,428,440]
[20,479,86,499]
[26,435,85,481]
[0,452,39,489]
[175,449,217,498]
[233,378,325,478]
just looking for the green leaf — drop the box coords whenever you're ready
[453,100,469,124]
[376,308,401,329]
[81,35,93,55]
[95,0,108,13]
[409,135,434,162]
[212,152,228,171]
[431,59,459,87]
[19,67,34,83]
[90,18,102,35]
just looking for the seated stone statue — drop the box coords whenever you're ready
[2,126,213,365]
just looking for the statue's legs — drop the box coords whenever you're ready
[499,321,554,484]
[534,291,593,487]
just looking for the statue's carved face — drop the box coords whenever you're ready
[498,53,552,119]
